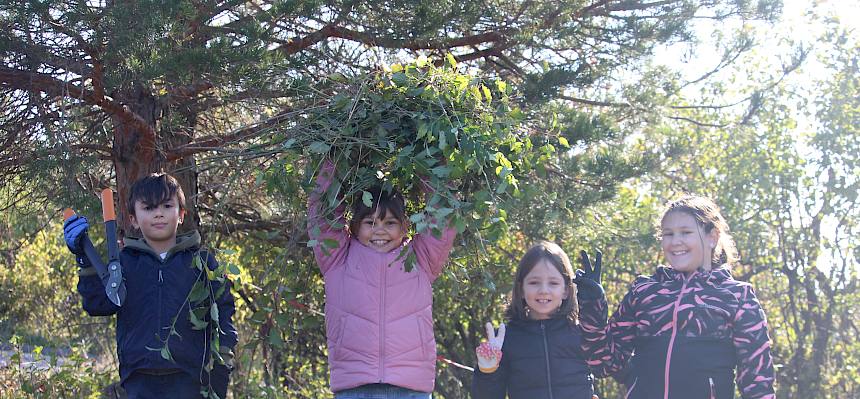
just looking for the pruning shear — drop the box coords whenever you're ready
[64,188,127,306]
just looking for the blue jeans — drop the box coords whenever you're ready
[334,383,432,399]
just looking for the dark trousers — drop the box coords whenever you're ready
[121,369,229,399]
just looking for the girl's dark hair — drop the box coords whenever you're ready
[505,241,578,324]
[659,195,739,268]
[348,185,407,235]
[127,173,186,216]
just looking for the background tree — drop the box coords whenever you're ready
[12,1,850,398]
[0,0,780,234]
[579,19,860,397]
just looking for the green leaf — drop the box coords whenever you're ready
[409,213,425,223]
[268,329,284,348]
[434,207,454,219]
[308,141,331,154]
[558,136,570,148]
[392,72,408,86]
[495,80,507,93]
[445,53,457,68]
[190,308,209,330]
[322,238,340,250]
[210,303,220,322]
[453,216,467,233]
[404,250,418,272]
[431,166,451,177]
[327,72,347,82]
[362,190,373,207]
[188,280,208,304]
[160,346,173,361]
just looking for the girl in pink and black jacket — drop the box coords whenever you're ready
[307,160,456,399]
[576,195,776,399]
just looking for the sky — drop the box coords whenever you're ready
[651,0,860,271]
[656,0,859,87]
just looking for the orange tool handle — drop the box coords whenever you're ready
[63,208,76,221]
[101,189,116,222]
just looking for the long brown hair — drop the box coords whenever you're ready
[659,195,739,268]
[505,241,579,324]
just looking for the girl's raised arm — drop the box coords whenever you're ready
[307,159,350,275]
[410,179,456,280]
[579,278,643,377]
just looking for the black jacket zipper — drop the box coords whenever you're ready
[541,321,554,399]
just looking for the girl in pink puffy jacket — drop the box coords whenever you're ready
[307,159,456,399]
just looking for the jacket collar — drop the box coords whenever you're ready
[124,230,201,260]
[654,264,734,283]
[507,316,572,332]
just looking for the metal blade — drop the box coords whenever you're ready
[104,260,126,306]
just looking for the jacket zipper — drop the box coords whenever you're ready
[709,377,716,399]
[157,266,164,342]
[540,321,554,399]
[378,260,386,382]
[663,274,690,399]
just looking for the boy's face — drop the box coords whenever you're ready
[355,209,406,253]
[129,194,184,252]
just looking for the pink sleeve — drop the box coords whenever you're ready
[411,224,456,281]
[307,159,350,275]
[732,285,776,399]
[580,286,639,376]
[410,180,456,281]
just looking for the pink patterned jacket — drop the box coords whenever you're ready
[579,265,776,399]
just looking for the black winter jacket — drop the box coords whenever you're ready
[77,231,238,384]
[471,317,598,399]
[579,266,775,399]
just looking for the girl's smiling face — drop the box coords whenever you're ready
[661,211,717,274]
[355,209,406,253]
[522,259,569,320]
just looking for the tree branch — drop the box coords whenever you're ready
[0,67,156,144]
[277,24,510,55]
[165,106,300,161]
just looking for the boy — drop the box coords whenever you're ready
[63,173,237,399]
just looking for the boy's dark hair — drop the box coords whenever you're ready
[127,173,186,216]
[348,185,407,235]
[505,241,579,325]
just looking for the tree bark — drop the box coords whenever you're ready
[112,86,200,237]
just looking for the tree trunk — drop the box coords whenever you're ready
[112,86,199,238]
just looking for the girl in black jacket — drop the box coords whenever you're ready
[472,241,601,399]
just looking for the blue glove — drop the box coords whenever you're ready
[574,250,605,300]
[63,215,89,256]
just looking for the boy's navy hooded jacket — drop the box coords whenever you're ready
[471,317,600,399]
[77,231,238,384]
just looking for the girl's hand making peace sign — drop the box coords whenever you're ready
[475,322,506,373]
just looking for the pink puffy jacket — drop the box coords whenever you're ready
[308,161,456,393]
